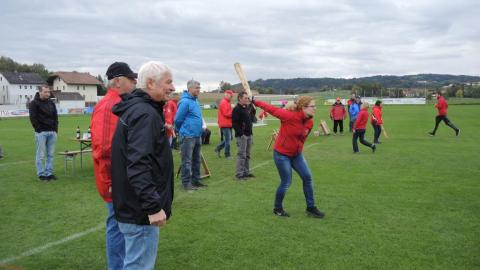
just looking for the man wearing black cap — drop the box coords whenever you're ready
[90,62,137,270]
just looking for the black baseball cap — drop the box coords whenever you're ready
[106,62,137,80]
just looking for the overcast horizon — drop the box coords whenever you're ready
[1,0,479,91]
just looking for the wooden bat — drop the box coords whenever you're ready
[381,125,389,138]
[234,62,252,97]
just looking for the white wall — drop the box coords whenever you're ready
[0,74,41,105]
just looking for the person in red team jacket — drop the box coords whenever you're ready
[371,100,383,144]
[429,92,460,136]
[215,90,234,159]
[164,92,180,147]
[90,62,137,270]
[352,102,376,153]
[330,97,346,135]
[253,95,325,219]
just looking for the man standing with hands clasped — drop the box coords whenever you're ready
[232,92,254,181]
[111,61,175,270]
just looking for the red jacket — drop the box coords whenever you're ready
[254,100,313,157]
[330,103,346,120]
[353,108,369,130]
[371,105,383,125]
[90,89,121,202]
[217,97,232,128]
[164,99,178,137]
[435,96,448,116]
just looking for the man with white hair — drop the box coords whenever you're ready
[111,61,175,270]
[175,79,207,191]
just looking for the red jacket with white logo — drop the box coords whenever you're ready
[353,108,369,130]
[217,97,232,128]
[90,89,121,203]
[164,99,178,137]
[371,105,383,125]
[330,103,346,120]
[435,96,448,116]
[254,100,313,157]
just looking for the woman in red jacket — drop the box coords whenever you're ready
[371,100,383,144]
[429,92,460,136]
[253,96,325,219]
[330,97,346,135]
[352,102,376,153]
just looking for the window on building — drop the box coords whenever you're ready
[63,86,65,90]
[77,86,80,90]
[83,85,85,90]
[25,95,28,98]
[30,85,32,89]
[25,85,27,89]
[19,85,22,89]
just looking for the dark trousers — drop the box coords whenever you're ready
[352,129,373,152]
[372,123,382,143]
[432,115,458,134]
[349,119,355,132]
[333,120,344,134]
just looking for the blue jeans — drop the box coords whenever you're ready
[34,131,57,177]
[273,151,315,209]
[215,128,231,157]
[118,222,159,270]
[180,136,201,186]
[106,203,125,270]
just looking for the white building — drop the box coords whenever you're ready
[47,71,102,106]
[51,91,85,115]
[0,72,46,105]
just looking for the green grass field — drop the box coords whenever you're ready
[0,103,479,270]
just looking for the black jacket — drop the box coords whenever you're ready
[111,89,174,225]
[232,103,253,137]
[28,92,58,133]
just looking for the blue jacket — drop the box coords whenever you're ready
[174,91,203,137]
[349,103,360,119]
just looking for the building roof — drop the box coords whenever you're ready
[52,90,85,101]
[47,71,102,86]
[0,71,46,84]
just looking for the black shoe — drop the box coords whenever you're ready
[273,208,290,217]
[38,176,48,181]
[245,173,255,178]
[306,207,325,219]
[192,181,208,188]
[214,149,221,158]
[455,129,460,136]
[47,175,57,181]
[428,132,435,136]
[183,184,198,192]
[372,144,376,153]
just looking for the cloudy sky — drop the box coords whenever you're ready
[1,0,479,90]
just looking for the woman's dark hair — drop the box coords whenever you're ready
[375,100,382,106]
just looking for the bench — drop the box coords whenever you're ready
[58,149,92,175]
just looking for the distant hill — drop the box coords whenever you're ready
[235,74,480,94]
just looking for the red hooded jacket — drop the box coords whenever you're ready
[371,105,383,125]
[218,97,233,128]
[330,103,346,120]
[353,107,369,130]
[254,100,313,157]
[435,96,448,116]
[90,89,121,202]
[164,99,178,137]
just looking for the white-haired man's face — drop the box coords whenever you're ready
[146,72,175,102]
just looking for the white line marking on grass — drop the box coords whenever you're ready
[0,223,103,265]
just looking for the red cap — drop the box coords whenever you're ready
[225,90,234,95]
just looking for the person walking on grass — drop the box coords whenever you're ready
[330,97,346,135]
[429,92,460,136]
[252,95,325,219]
[90,62,137,270]
[29,85,58,182]
[352,102,376,154]
[175,79,208,191]
[232,92,254,181]
[111,61,175,270]
[371,100,384,144]
[215,90,234,159]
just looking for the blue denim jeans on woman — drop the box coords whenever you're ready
[215,128,231,157]
[34,131,57,177]
[106,203,125,270]
[273,150,315,209]
[118,222,159,270]
[180,136,202,187]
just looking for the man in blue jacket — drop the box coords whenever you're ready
[175,79,207,191]
[349,96,361,133]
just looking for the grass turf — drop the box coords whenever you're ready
[0,103,479,269]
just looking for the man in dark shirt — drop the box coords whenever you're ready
[232,92,254,180]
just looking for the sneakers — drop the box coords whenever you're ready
[455,129,460,136]
[183,184,198,192]
[245,173,255,178]
[47,175,57,181]
[428,132,435,136]
[306,207,325,219]
[372,144,376,153]
[38,176,48,182]
[214,149,221,158]
[192,181,208,188]
[273,208,290,217]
